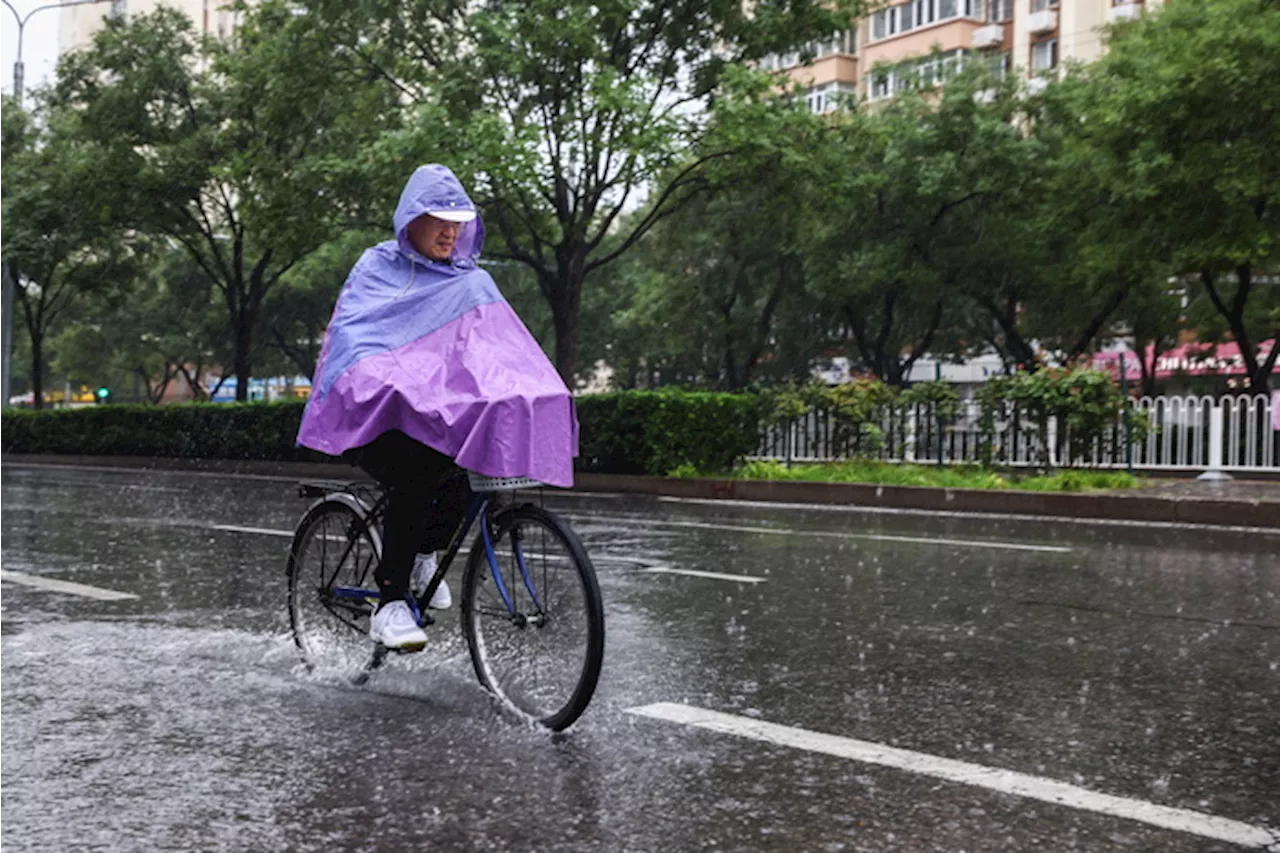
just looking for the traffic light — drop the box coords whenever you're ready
[95,387,111,404]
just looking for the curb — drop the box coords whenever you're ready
[4,454,1279,529]
[573,474,1280,529]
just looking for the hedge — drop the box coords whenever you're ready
[1,391,765,477]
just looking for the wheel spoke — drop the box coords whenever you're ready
[289,501,380,672]
[461,505,603,731]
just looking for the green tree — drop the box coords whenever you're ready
[49,5,397,400]
[53,250,226,403]
[1109,277,1185,398]
[2,98,138,409]
[620,121,825,389]
[1058,0,1280,391]
[806,72,1029,386]
[259,231,379,381]
[295,0,863,383]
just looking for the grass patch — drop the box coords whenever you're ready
[681,460,1140,492]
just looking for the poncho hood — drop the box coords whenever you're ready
[393,163,485,264]
[296,165,577,487]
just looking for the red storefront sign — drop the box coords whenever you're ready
[1091,340,1277,380]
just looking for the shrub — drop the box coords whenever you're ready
[3,391,767,477]
[976,368,1149,469]
[575,390,765,476]
[0,401,325,462]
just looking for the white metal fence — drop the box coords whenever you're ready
[754,393,1279,473]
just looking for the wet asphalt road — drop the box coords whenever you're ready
[2,463,1278,853]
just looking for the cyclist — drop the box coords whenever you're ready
[297,164,577,651]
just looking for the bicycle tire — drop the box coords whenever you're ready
[287,496,381,670]
[460,503,604,731]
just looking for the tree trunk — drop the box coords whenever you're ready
[1200,267,1273,393]
[29,334,44,411]
[1138,350,1157,399]
[233,319,253,402]
[550,271,582,386]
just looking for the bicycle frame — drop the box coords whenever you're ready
[326,489,543,627]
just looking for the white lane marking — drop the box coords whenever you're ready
[212,524,292,537]
[639,567,767,584]
[625,703,1279,851]
[0,570,139,601]
[655,495,1280,536]
[572,515,1071,553]
[210,525,762,582]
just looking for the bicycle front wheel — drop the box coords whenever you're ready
[287,497,380,671]
[461,504,604,731]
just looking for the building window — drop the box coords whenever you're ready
[1030,0,1059,11]
[987,50,1012,78]
[987,0,1012,21]
[759,30,855,72]
[804,81,858,114]
[811,29,856,58]
[868,48,969,100]
[871,7,901,40]
[1031,38,1058,71]
[868,0,982,43]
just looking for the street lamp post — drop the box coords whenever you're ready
[2,0,115,409]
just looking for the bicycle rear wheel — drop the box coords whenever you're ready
[461,504,604,731]
[287,497,380,670]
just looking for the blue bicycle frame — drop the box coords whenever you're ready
[327,489,543,627]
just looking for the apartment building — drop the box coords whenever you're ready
[60,0,245,56]
[770,0,1164,111]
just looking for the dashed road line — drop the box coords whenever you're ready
[639,567,767,584]
[625,703,1279,851]
[211,524,293,537]
[222,517,1071,554]
[210,524,765,582]
[571,514,1072,553]
[0,570,138,601]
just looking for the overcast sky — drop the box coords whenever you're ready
[2,0,74,101]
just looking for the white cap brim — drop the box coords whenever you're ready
[427,209,477,223]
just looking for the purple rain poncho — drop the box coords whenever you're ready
[297,164,578,487]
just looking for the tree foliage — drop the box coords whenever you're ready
[47,4,396,400]
[1054,0,1280,391]
[292,0,864,383]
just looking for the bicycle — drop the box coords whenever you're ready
[286,472,605,732]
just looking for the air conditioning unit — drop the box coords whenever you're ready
[972,24,1003,49]
[1027,9,1057,33]
[1108,3,1142,22]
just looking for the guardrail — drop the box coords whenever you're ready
[754,393,1279,473]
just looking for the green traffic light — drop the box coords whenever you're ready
[96,387,109,399]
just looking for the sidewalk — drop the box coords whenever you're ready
[4,454,1279,529]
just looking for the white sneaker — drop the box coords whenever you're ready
[369,600,427,651]
[411,552,452,610]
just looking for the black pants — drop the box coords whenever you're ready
[348,431,472,608]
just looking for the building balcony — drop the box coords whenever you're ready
[972,24,1003,49]
[781,54,859,88]
[1026,9,1058,34]
[1108,3,1142,22]
[861,19,984,67]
